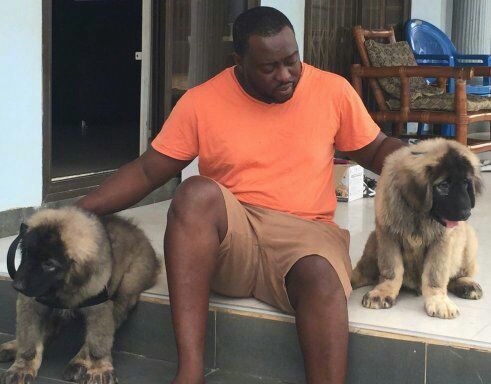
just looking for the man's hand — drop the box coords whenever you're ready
[342,132,406,175]
[76,147,191,215]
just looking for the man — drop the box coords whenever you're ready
[78,6,404,384]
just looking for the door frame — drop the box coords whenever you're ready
[42,0,151,202]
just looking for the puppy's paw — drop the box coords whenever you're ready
[362,289,396,309]
[425,295,459,319]
[63,362,88,382]
[1,368,35,384]
[449,279,483,300]
[82,367,117,384]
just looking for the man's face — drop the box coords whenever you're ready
[234,26,302,104]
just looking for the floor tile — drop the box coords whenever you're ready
[427,345,491,384]
[112,351,179,384]
[0,370,73,384]
[114,300,216,368]
[1,333,75,384]
[206,368,295,383]
[347,333,425,384]
[215,313,304,383]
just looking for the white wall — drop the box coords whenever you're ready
[411,0,453,35]
[182,1,306,180]
[0,2,43,211]
[261,0,305,61]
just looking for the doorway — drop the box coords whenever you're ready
[43,0,143,201]
[51,0,142,180]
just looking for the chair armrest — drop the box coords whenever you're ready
[414,53,455,66]
[361,67,470,111]
[350,64,470,115]
[455,54,491,66]
[472,66,491,77]
[351,65,474,80]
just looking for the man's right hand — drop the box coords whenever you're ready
[76,147,192,216]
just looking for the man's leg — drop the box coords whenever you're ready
[286,255,349,384]
[164,176,228,384]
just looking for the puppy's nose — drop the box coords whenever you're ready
[459,209,471,221]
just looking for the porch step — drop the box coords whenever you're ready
[0,332,288,384]
[1,280,490,384]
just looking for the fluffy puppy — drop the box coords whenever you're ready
[0,207,161,384]
[351,138,483,319]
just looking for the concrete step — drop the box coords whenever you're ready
[0,326,292,384]
[0,331,290,384]
[0,280,490,383]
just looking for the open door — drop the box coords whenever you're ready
[43,0,142,201]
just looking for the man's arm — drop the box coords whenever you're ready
[76,147,191,215]
[342,132,406,175]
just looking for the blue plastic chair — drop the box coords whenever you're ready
[405,19,491,95]
[405,19,491,136]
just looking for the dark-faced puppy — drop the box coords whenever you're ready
[0,207,161,384]
[351,138,483,319]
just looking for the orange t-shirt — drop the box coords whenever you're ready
[152,63,379,222]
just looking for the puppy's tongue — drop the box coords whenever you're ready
[444,220,459,228]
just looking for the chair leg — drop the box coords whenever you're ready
[455,123,468,146]
[393,122,404,137]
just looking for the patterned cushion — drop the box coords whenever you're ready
[365,40,445,101]
[386,94,491,111]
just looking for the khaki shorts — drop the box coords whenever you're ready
[211,181,353,314]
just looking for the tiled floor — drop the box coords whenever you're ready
[1,172,490,350]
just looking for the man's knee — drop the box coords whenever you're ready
[170,176,223,215]
[168,176,227,237]
[286,255,345,309]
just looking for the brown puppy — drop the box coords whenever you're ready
[0,207,161,384]
[351,138,483,319]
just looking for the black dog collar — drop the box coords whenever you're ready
[6,223,27,280]
[6,223,110,309]
[35,286,110,309]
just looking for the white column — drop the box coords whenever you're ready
[451,0,491,54]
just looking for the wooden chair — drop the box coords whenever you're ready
[351,25,491,153]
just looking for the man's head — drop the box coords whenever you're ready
[232,6,302,104]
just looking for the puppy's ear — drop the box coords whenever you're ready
[467,159,484,208]
[469,174,483,208]
[473,172,483,196]
[468,181,476,208]
[396,167,432,211]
